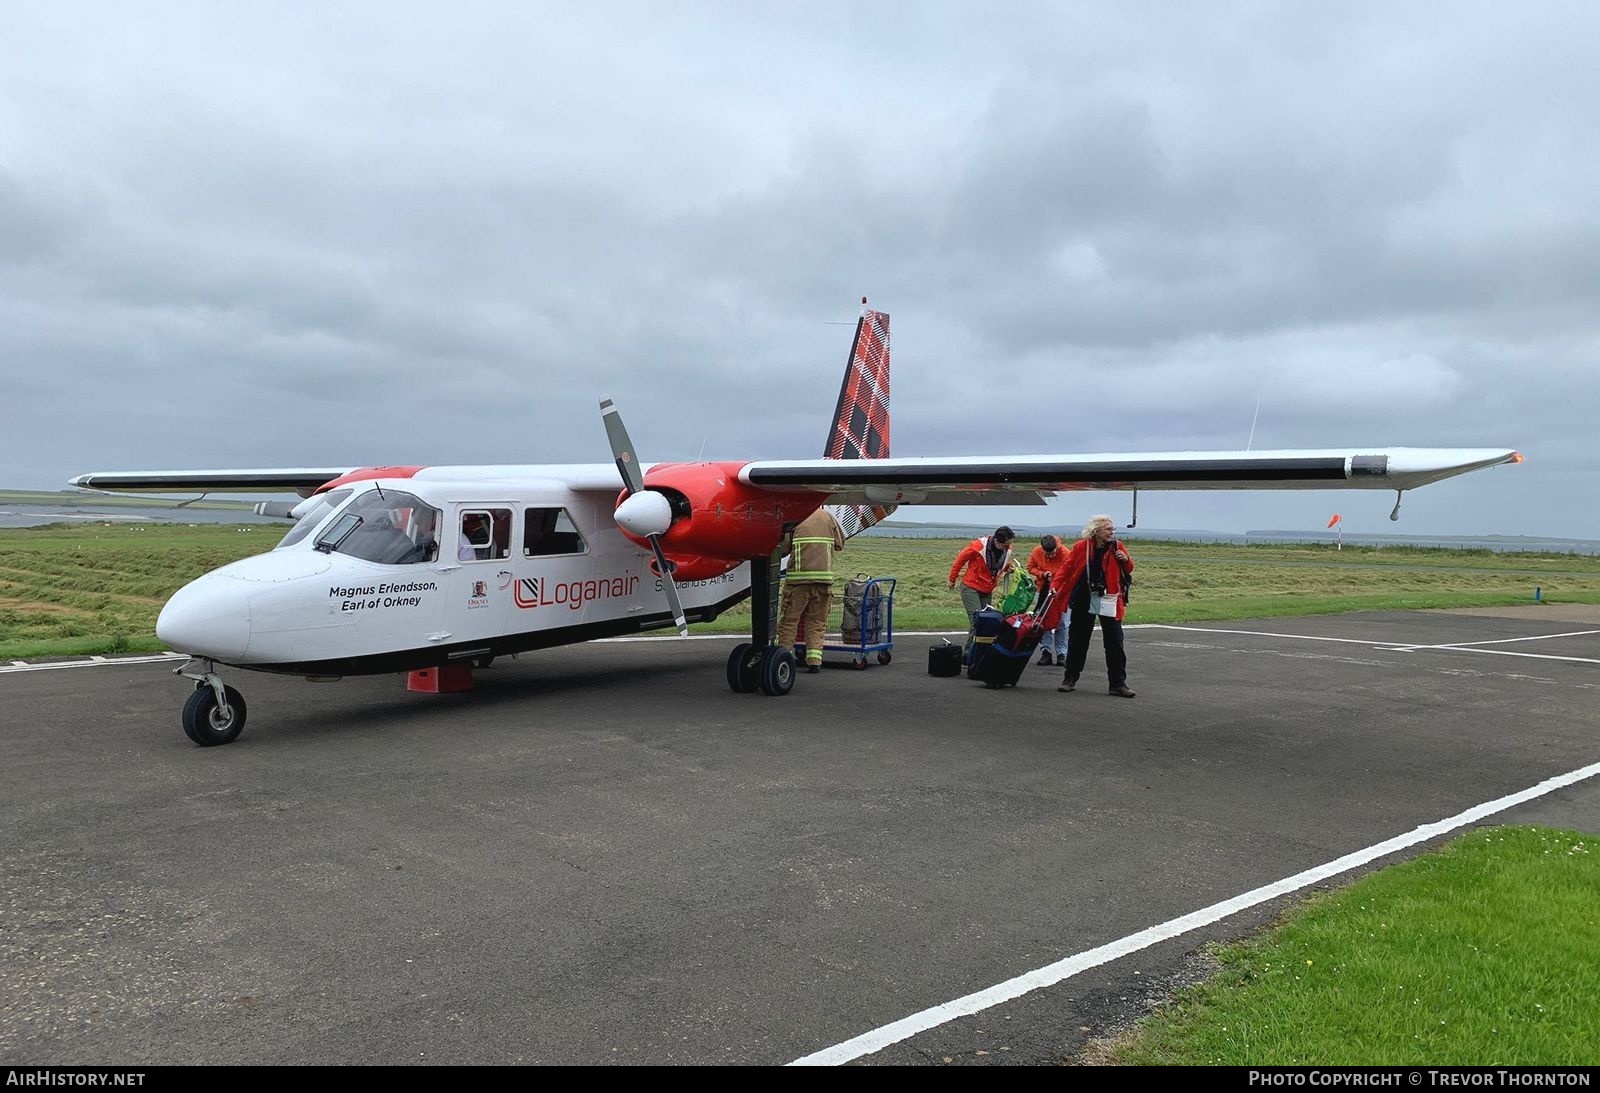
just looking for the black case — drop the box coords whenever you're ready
[928,643,963,677]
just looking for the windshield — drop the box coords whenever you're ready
[315,489,440,565]
[276,489,354,549]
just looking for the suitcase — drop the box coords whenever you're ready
[969,613,1042,688]
[968,589,1057,689]
[964,607,1007,681]
[928,641,963,677]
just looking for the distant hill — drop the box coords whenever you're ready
[864,520,1600,555]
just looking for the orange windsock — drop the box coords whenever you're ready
[1326,513,1342,528]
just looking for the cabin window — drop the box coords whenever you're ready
[316,490,439,565]
[524,507,587,557]
[277,488,354,549]
[458,508,512,561]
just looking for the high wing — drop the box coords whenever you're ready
[740,447,1521,507]
[67,447,1521,510]
[68,468,361,495]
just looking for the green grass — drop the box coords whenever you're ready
[1098,826,1600,1065]
[3,525,1599,658]
[0,522,281,657]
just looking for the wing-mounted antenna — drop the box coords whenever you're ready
[1126,488,1138,529]
[1390,490,1403,522]
[823,297,892,540]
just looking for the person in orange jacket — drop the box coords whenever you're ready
[1040,514,1136,697]
[948,526,1016,664]
[1025,533,1070,667]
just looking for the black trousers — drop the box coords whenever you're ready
[1063,598,1127,688]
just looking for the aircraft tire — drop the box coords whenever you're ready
[758,647,795,697]
[726,643,755,693]
[182,685,248,747]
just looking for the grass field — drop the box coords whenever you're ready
[1096,825,1600,1065]
[4,522,1600,658]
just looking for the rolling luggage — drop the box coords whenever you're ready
[964,607,1007,682]
[968,588,1057,689]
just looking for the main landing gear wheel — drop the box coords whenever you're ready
[758,647,796,696]
[182,685,247,747]
[726,643,758,694]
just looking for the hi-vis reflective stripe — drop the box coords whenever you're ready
[787,536,837,581]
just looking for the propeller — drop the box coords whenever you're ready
[601,397,688,636]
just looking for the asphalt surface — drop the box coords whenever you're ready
[3,608,1598,1066]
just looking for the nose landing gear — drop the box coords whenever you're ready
[175,658,248,746]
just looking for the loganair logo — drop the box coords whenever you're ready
[514,572,640,611]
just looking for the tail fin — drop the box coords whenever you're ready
[823,299,893,538]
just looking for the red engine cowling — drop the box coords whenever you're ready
[614,461,828,577]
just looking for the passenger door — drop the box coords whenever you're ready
[437,505,514,647]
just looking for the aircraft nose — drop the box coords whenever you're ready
[157,576,252,660]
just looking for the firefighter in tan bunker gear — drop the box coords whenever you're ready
[776,507,846,674]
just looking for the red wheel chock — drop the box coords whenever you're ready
[407,665,475,693]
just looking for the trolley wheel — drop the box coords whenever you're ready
[851,658,867,671]
[876,650,892,665]
[726,643,755,694]
[758,647,795,696]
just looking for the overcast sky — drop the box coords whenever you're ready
[3,3,1596,538]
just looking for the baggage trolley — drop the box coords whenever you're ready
[823,576,896,669]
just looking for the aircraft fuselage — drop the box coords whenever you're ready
[157,477,760,678]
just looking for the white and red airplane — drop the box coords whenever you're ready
[72,302,1520,746]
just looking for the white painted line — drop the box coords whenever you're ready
[1434,647,1600,666]
[1407,628,1600,649]
[592,630,969,644]
[89,655,107,662]
[789,760,1600,1066]
[0,653,187,674]
[1144,624,1399,647]
[1150,624,1600,665]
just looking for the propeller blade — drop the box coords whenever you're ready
[647,539,689,637]
[600,397,646,496]
[601,397,686,636]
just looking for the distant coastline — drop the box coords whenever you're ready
[0,488,279,528]
[6,489,1596,554]
[863,520,1600,555]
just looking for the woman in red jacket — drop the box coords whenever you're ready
[1042,514,1136,697]
[948,526,1016,664]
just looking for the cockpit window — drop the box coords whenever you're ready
[313,489,440,565]
[276,488,355,549]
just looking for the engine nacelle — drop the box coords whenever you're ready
[614,461,828,568]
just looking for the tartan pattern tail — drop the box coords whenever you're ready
[823,304,892,540]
